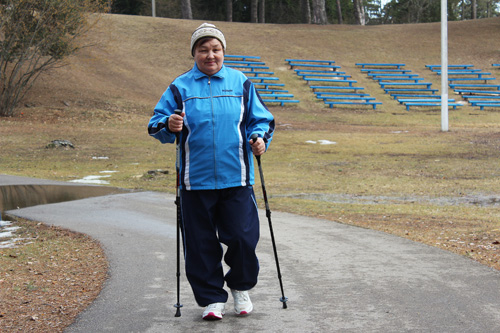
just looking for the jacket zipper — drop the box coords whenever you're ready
[209,76,217,187]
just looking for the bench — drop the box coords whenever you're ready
[257,89,288,93]
[315,92,369,97]
[324,101,382,109]
[468,100,500,106]
[391,93,446,99]
[289,62,341,70]
[373,77,424,83]
[476,103,500,110]
[241,71,275,76]
[448,77,496,84]
[249,77,281,83]
[227,64,270,71]
[320,96,376,102]
[361,69,412,74]
[426,64,474,70]
[368,73,419,78]
[295,69,346,74]
[286,59,336,65]
[398,98,455,104]
[385,88,438,94]
[224,60,266,66]
[404,102,461,111]
[304,78,357,86]
[449,84,500,90]
[462,95,500,100]
[225,55,260,61]
[260,93,295,99]
[253,82,285,89]
[356,63,405,69]
[262,99,300,106]
[454,89,500,95]
[310,86,364,92]
[435,71,491,78]
[380,82,433,89]
[298,73,352,79]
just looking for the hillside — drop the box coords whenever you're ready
[27,14,500,113]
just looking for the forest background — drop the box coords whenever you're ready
[111,0,500,25]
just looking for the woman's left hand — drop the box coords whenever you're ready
[249,137,266,156]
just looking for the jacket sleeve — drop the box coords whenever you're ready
[246,82,275,149]
[148,86,179,144]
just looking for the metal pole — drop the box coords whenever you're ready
[152,0,156,17]
[441,0,449,132]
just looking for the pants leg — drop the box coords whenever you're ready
[181,186,260,306]
[216,186,260,291]
[181,189,228,307]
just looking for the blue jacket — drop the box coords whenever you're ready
[148,64,275,190]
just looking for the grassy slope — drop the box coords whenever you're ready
[2,15,500,271]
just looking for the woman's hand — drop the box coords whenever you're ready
[250,137,266,156]
[168,112,185,132]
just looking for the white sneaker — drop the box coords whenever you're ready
[202,302,225,320]
[231,289,253,315]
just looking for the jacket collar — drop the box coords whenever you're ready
[193,63,226,80]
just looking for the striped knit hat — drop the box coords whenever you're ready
[190,23,226,56]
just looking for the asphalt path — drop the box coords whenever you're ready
[3,175,500,332]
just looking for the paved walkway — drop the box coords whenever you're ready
[3,175,500,332]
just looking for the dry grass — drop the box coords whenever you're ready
[0,218,107,332]
[1,14,500,331]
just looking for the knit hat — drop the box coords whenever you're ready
[190,23,226,56]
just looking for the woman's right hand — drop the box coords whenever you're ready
[168,112,185,132]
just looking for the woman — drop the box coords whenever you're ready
[148,23,275,320]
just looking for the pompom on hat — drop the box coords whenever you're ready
[190,23,226,56]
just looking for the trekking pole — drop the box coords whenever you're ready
[250,134,288,309]
[174,109,183,317]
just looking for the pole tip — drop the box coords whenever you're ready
[280,296,288,309]
[174,303,183,317]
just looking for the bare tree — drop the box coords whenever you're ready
[336,0,343,24]
[301,0,312,23]
[353,0,366,25]
[0,0,106,117]
[226,0,233,21]
[312,0,328,24]
[251,0,258,22]
[181,0,192,19]
[259,0,266,23]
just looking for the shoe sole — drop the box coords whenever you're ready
[202,312,224,320]
[235,307,253,316]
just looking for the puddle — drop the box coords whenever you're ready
[0,184,129,219]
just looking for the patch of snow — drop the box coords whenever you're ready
[69,175,111,185]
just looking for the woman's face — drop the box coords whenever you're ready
[194,38,224,76]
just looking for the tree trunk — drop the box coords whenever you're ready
[259,0,265,23]
[301,0,311,24]
[353,0,365,25]
[472,0,477,19]
[312,0,327,24]
[336,0,343,24]
[251,0,258,23]
[181,0,192,19]
[226,0,233,22]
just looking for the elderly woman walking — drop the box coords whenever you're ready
[148,23,275,320]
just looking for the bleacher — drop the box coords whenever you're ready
[426,64,500,111]
[287,59,382,110]
[224,55,299,106]
[358,63,461,111]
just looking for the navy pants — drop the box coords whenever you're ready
[180,186,260,307]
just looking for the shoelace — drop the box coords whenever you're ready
[207,303,220,310]
[234,291,249,303]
